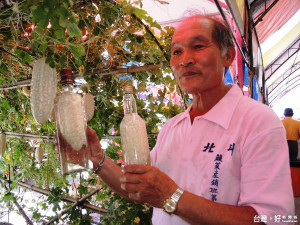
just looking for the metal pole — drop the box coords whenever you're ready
[0,180,34,225]
[253,0,280,27]
[0,64,163,90]
[247,5,254,99]
[0,179,108,215]
[45,187,102,225]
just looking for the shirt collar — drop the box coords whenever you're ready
[171,84,244,129]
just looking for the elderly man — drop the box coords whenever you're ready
[82,15,294,225]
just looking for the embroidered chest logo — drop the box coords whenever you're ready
[227,143,235,156]
[210,154,223,202]
[202,142,215,153]
[202,142,236,155]
[207,143,236,202]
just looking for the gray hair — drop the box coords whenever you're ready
[209,16,235,56]
[179,11,235,56]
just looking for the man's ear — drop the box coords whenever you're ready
[223,46,236,67]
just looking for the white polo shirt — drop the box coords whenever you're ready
[151,84,294,225]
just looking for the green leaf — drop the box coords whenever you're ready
[146,16,161,30]
[164,75,173,84]
[74,58,82,66]
[46,56,56,68]
[55,5,70,18]
[131,7,148,19]
[59,54,67,68]
[33,39,42,51]
[88,178,97,185]
[39,42,48,54]
[2,192,14,202]
[67,21,82,39]
[31,32,39,39]
[136,36,144,43]
[32,5,45,23]
[59,17,68,28]
[77,185,88,194]
[0,64,8,73]
[68,15,77,24]
[78,19,87,30]
[123,4,132,14]
[68,43,85,59]
[54,28,65,40]
[32,211,42,220]
[0,77,4,85]
[34,9,49,30]
[56,6,70,28]
[23,54,32,65]
[14,49,32,65]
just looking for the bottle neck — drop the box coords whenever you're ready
[61,84,74,93]
[123,92,137,115]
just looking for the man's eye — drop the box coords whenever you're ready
[172,50,181,55]
[194,45,204,49]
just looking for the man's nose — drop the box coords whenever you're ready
[179,53,195,67]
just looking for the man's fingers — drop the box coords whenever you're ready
[121,183,138,192]
[86,127,102,156]
[120,173,142,184]
[128,192,141,202]
[86,127,100,144]
[122,164,151,174]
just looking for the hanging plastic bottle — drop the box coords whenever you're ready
[55,69,91,174]
[120,83,150,165]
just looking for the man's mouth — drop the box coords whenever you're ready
[182,71,198,77]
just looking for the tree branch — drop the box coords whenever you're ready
[131,13,170,63]
[0,47,33,69]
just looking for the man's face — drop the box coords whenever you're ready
[170,17,231,95]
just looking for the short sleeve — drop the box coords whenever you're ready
[239,126,295,224]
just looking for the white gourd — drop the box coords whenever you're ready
[30,58,57,124]
[35,147,43,163]
[120,114,150,165]
[0,133,6,158]
[57,93,87,151]
[83,93,95,121]
[22,86,31,96]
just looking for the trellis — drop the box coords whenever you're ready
[0,55,166,225]
[0,64,163,90]
[0,0,178,223]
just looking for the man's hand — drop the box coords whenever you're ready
[120,165,178,208]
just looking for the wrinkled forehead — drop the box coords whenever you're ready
[172,16,213,42]
[176,16,212,31]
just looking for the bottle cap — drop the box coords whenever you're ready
[123,83,133,93]
[60,69,73,85]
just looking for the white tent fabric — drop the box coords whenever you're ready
[140,0,223,25]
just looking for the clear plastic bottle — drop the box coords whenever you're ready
[55,69,91,174]
[120,83,150,165]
